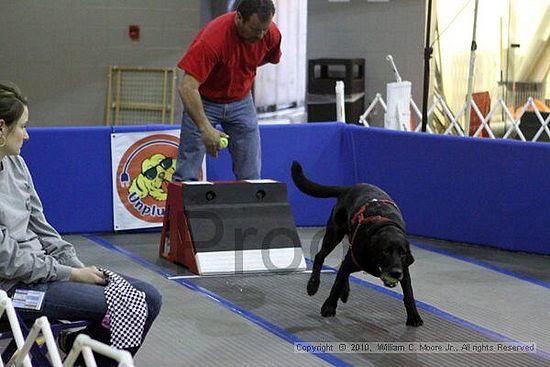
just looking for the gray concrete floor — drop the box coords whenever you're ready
[62,229,550,367]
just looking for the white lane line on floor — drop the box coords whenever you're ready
[168,269,335,280]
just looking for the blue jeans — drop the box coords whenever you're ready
[173,94,261,181]
[8,276,162,365]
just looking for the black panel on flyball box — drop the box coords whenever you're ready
[181,182,301,253]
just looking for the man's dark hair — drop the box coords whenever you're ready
[236,0,275,22]
[0,82,27,127]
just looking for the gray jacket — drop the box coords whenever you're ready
[0,155,84,291]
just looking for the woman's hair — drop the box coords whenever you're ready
[0,82,28,128]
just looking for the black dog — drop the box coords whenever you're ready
[291,161,423,327]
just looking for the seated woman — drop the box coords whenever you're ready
[0,82,162,365]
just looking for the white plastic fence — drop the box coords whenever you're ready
[358,92,550,142]
[0,291,32,367]
[63,334,134,367]
[0,291,134,367]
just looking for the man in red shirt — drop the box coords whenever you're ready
[173,0,282,181]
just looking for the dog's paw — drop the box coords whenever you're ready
[406,314,424,327]
[307,277,320,296]
[321,301,337,317]
[340,282,350,303]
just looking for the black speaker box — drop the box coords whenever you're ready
[308,58,365,95]
[307,95,365,124]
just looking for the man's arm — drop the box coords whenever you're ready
[179,74,227,157]
[261,27,282,66]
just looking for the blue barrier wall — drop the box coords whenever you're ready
[19,123,550,254]
[21,126,113,233]
[20,123,354,233]
[346,126,550,254]
[206,123,355,226]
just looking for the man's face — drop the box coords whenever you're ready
[235,12,272,43]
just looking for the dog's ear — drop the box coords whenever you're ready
[404,250,415,266]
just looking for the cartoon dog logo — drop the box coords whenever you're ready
[129,153,175,201]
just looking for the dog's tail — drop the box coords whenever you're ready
[291,161,348,198]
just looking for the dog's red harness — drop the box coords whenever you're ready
[348,199,398,269]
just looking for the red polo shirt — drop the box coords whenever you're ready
[177,11,282,103]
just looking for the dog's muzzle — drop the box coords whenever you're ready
[380,269,402,288]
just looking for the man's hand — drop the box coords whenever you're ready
[202,127,228,158]
[179,74,230,158]
[70,266,106,285]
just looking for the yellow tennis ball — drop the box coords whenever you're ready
[220,136,228,148]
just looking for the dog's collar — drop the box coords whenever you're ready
[348,199,399,269]
[351,199,397,225]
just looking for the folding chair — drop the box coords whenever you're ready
[0,312,90,366]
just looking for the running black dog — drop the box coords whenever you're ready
[291,161,423,326]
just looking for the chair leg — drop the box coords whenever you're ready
[1,339,17,362]
[0,328,52,367]
[16,318,53,367]
[1,317,91,367]
[29,342,53,367]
